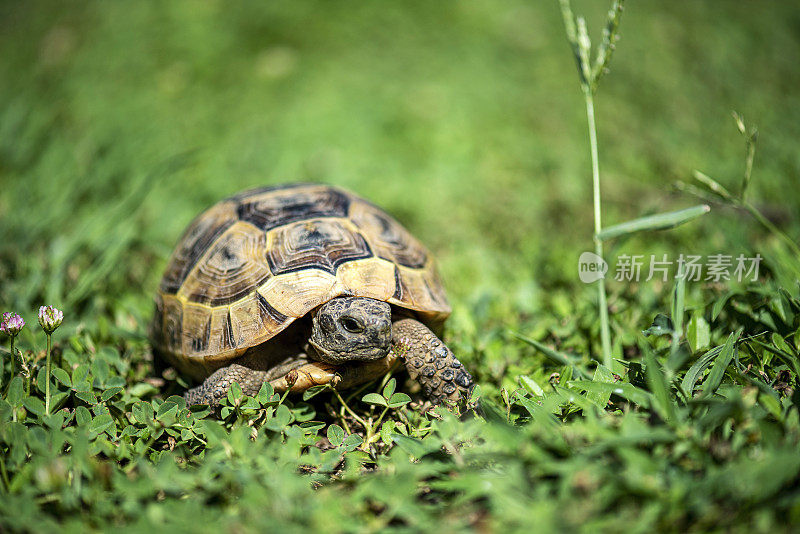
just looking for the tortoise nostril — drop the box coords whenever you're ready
[339,316,365,333]
[319,314,336,333]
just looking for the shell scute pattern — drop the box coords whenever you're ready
[159,201,238,295]
[348,199,428,269]
[236,186,350,231]
[182,303,212,355]
[179,221,270,307]
[153,183,450,379]
[266,219,373,276]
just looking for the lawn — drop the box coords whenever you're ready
[1,1,800,531]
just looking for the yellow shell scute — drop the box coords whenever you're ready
[257,270,337,318]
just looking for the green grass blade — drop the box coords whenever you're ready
[711,290,738,321]
[513,396,561,428]
[567,380,652,408]
[585,364,615,408]
[672,269,686,337]
[511,332,589,379]
[595,205,710,241]
[681,345,724,394]
[552,385,607,412]
[700,331,739,398]
[687,314,711,352]
[641,339,677,422]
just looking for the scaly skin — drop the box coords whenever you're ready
[184,302,473,407]
[184,364,270,406]
[185,355,403,407]
[391,318,473,404]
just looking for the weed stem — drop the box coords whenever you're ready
[332,387,369,430]
[584,88,613,367]
[45,334,51,415]
[9,337,15,386]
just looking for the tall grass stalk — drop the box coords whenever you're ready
[584,91,612,366]
[558,0,624,368]
[556,0,711,369]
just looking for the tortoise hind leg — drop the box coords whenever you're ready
[185,364,270,406]
[185,344,313,407]
[392,318,474,404]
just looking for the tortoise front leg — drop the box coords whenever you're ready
[185,364,270,407]
[392,318,474,404]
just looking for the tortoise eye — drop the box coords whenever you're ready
[339,316,364,333]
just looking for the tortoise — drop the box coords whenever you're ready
[151,183,473,407]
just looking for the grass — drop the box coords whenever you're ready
[2,1,800,531]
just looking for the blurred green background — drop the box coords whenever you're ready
[3,2,800,531]
[0,1,798,378]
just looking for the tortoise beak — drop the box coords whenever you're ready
[307,336,391,364]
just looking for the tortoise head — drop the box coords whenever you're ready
[308,296,392,364]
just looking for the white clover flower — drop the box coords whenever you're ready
[38,306,63,335]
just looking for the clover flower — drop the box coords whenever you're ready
[2,312,24,391]
[38,305,63,415]
[1,312,25,337]
[38,306,63,335]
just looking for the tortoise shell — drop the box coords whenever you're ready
[152,183,450,380]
